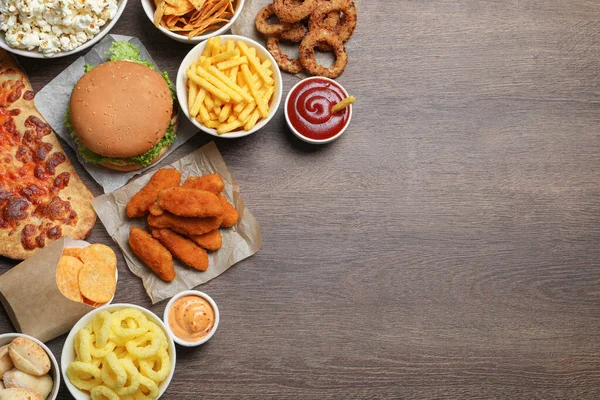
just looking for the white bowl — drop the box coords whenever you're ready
[0,0,128,59]
[141,0,245,44]
[284,76,353,144]
[0,333,60,400]
[61,303,176,400]
[163,290,220,347]
[177,34,283,138]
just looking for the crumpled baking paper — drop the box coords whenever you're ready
[231,0,362,78]
[35,34,198,193]
[91,142,262,304]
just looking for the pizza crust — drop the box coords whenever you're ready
[0,50,96,260]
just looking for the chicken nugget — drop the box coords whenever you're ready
[152,229,209,271]
[128,226,175,282]
[148,212,223,236]
[149,201,164,216]
[182,174,225,194]
[158,187,223,218]
[187,230,222,251]
[218,194,239,228]
[126,168,181,218]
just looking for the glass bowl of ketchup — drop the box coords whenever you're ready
[285,77,353,144]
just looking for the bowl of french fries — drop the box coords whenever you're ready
[141,0,244,43]
[177,35,282,137]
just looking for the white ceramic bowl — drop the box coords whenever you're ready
[284,76,353,144]
[163,290,220,347]
[0,0,128,59]
[177,34,283,138]
[141,0,245,44]
[61,303,176,400]
[0,333,60,400]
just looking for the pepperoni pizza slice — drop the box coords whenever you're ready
[0,50,96,260]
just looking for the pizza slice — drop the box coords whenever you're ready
[0,49,96,260]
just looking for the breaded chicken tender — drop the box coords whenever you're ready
[218,194,239,228]
[187,230,222,251]
[157,187,223,217]
[182,174,225,194]
[147,212,223,236]
[126,168,181,218]
[152,228,209,271]
[129,226,175,281]
[149,201,164,216]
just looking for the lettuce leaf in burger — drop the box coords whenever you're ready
[65,41,178,171]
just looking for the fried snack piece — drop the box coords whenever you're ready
[273,0,319,23]
[62,247,83,259]
[299,28,348,78]
[187,230,222,251]
[149,201,164,216]
[182,174,225,194]
[157,187,223,217]
[56,256,84,303]
[309,0,357,44]
[128,227,175,282]
[255,4,306,39]
[126,169,181,218]
[151,228,209,271]
[218,194,239,228]
[148,212,223,236]
[78,260,116,304]
[267,36,303,74]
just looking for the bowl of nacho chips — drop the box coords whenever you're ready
[141,0,244,43]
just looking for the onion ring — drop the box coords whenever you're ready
[309,0,357,43]
[299,28,348,78]
[267,36,304,74]
[273,0,319,23]
[255,4,306,40]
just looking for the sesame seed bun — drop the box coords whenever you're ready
[69,60,173,160]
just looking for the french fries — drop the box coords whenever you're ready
[186,36,276,134]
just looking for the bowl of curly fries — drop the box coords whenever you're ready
[61,304,176,400]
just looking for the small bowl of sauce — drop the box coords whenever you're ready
[164,290,219,347]
[285,77,352,144]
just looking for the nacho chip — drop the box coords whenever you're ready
[190,0,206,10]
[79,244,117,273]
[78,261,116,304]
[62,247,83,259]
[165,0,195,16]
[56,256,84,303]
[154,0,167,27]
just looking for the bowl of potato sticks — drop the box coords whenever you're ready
[0,333,60,399]
[141,0,245,43]
[177,34,283,138]
[61,304,176,400]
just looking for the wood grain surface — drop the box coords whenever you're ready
[2,0,600,398]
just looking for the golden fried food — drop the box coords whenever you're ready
[157,187,223,218]
[149,201,164,216]
[182,174,225,194]
[126,168,181,218]
[218,194,239,228]
[299,28,348,78]
[148,212,223,236]
[128,226,175,282]
[187,230,222,251]
[151,228,209,271]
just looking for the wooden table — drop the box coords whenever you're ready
[2,0,600,398]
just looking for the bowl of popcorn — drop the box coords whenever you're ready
[0,0,128,58]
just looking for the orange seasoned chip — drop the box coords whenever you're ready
[62,247,83,259]
[79,244,117,273]
[165,0,195,16]
[56,256,84,303]
[83,297,101,308]
[78,261,116,304]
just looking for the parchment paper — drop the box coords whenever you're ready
[91,142,262,304]
[35,34,198,193]
[231,0,362,78]
[0,237,96,342]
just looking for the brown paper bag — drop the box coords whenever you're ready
[0,237,93,342]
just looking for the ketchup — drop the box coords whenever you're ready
[287,78,350,141]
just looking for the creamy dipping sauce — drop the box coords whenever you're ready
[168,295,215,342]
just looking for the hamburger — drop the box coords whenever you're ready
[65,42,178,171]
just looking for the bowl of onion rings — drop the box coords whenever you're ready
[177,34,283,138]
[61,304,176,400]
